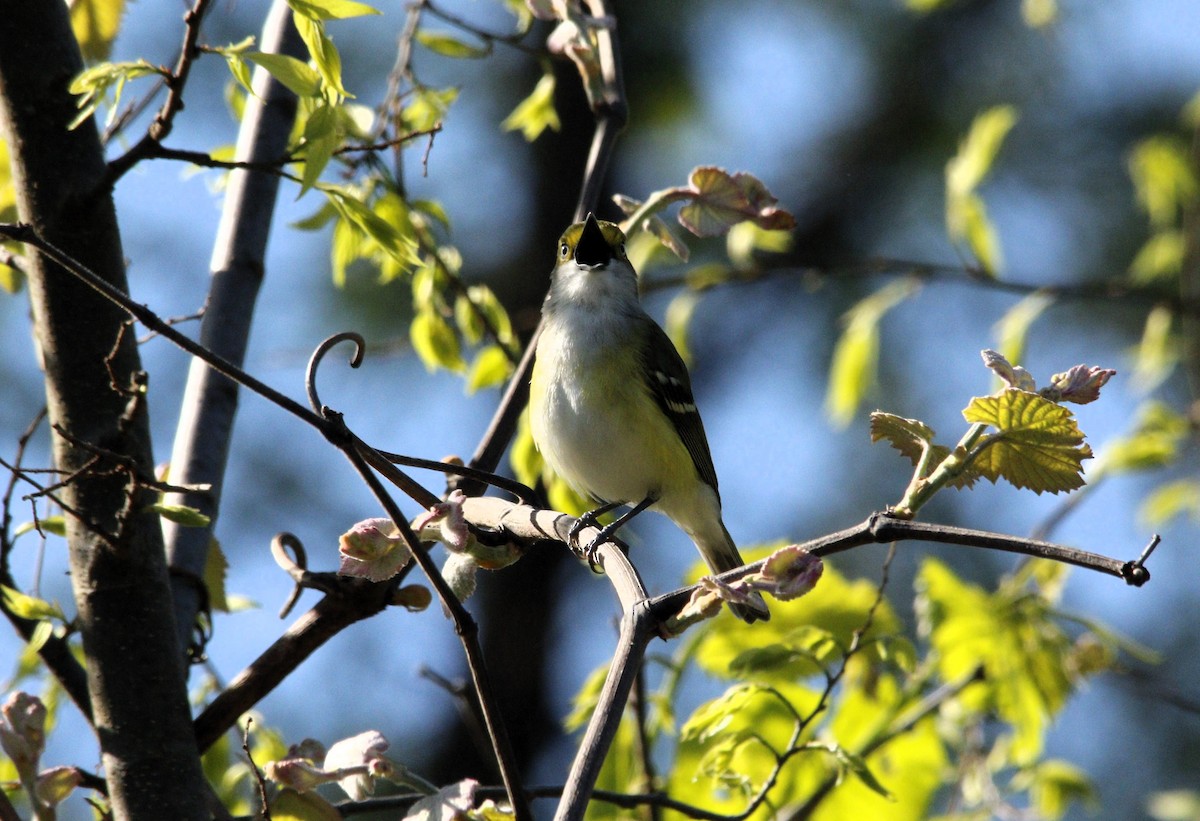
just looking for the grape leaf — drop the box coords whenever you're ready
[963,389,1092,494]
[870,412,979,489]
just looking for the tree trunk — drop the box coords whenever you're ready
[0,2,208,817]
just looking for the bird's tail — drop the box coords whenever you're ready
[695,521,770,623]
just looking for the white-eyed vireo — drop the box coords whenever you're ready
[530,214,769,623]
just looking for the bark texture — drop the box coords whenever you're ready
[0,2,208,817]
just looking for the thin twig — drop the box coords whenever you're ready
[102,0,216,188]
[243,718,272,821]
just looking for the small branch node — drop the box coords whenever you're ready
[1120,534,1160,587]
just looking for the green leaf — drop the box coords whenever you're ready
[28,619,55,654]
[146,503,212,527]
[1,585,67,623]
[244,52,322,97]
[563,663,610,732]
[1095,401,1188,476]
[681,683,767,743]
[871,412,979,489]
[1131,304,1178,392]
[728,628,840,679]
[465,345,512,393]
[1139,479,1200,528]
[946,105,1017,274]
[825,280,918,427]
[410,309,465,372]
[70,0,126,61]
[1129,229,1185,283]
[946,105,1019,197]
[299,102,340,194]
[692,555,901,683]
[287,0,380,20]
[508,410,544,490]
[321,185,418,272]
[1021,0,1058,27]
[501,72,560,141]
[869,412,936,457]
[14,515,67,539]
[962,389,1092,494]
[269,787,341,821]
[664,290,700,367]
[292,14,350,100]
[994,291,1054,366]
[726,221,792,267]
[916,558,1077,764]
[1129,135,1198,228]
[204,538,230,613]
[1023,759,1098,819]
[832,745,894,799]
[68,59,161,129]
[402,86,458,132]
[963,194,1002,275]
[416,29,490,59]
[456,284,514,347]
[1146,789,1200,821]
[0,260,22,294]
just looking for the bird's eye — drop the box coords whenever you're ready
[559,242,570,258]
[617,242,627,258]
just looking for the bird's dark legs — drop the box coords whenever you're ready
[570,497,656,569]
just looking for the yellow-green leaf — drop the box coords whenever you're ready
[299,102,340,194]
[465,345,512,393]
[1129,229,1185,283]
[1025,760,1098,819]
[204,538,230,613]
[0,260,21,294]
[404,86,459,131]
[1131,304,1178,392]
[946,106,1017,274]
[458,284,514,348]
[664,290,700,366]
[1139,478,1200,528]
[70,0,126,62]
[509,410,543,490]
[321,186,418,272]
[410,309,465,372]
[916,558,1077,764]
[963,389,1091,494]
[416,29,489,59]
[269,787,341,821]
[244,52,322,97]
[1129,135,1198,228]
[501,72,560,141]
[946,105,1019,197]
[1095,401,1188,477]
[292,14,349,100]
[1,585,67,623]
[287,0,380,20]
[146,503,212,527]
[994,291,1054,366]
[1021,0,1058,27]
[825,280,918,427]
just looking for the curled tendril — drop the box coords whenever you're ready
[306,332,366,415]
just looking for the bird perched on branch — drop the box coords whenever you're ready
[529,213,769,623]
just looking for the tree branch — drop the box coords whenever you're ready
[101,0,216,188]
[162,0,305,670]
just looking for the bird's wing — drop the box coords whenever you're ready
[640,319,721,497]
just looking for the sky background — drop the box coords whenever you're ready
[2,0,1199,818]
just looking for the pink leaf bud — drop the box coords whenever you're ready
[338,518,412,582]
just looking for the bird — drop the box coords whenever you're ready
[528,213,769,623]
